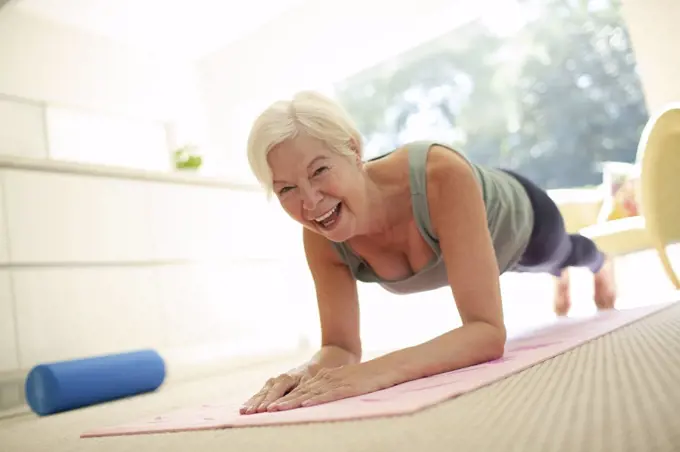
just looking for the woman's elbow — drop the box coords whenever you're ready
[485,324,507,360]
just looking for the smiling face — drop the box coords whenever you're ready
[268,134,366,242]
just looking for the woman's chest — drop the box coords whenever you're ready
[351,223,437,281]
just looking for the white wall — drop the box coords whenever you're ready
[621,0,680,113]
[0,8,208,165]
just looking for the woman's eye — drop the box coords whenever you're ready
[313,166,328,177]
[279,186,293,195]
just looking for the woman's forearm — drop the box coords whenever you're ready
[364,322,506,387]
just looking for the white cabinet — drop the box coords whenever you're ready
[0,173,9,264]
[0,271,19,372]
[0,98,47,160]
[0,163,304,373]
[3,170,155,263]
[12,267,163,369]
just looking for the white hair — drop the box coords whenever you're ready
[246,90,363,196]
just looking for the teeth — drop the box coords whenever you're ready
[314,205,338,222]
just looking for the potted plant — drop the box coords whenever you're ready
[173,144,203,171]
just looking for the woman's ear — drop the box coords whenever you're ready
[348,138,362,164]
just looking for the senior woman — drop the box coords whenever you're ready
[239,90,616,415]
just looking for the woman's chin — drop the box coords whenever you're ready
[308,221,353,243]
[317,225,351,242]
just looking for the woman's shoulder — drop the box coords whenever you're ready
[423,144,480,200]
[365,143,477,200]
[424,144,477,175]
[371,142,474,172]
[364,146,411,186]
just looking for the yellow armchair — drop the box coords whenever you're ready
[555,103,680,289]
[637,103,680,288]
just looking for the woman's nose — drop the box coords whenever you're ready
[300,185,323,211]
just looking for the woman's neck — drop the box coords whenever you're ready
[352,176,411,247]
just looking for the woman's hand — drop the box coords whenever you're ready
[265,363,391,412]
[240,364,322,415]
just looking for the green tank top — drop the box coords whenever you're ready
[331,140,534,295]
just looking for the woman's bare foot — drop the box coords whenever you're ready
[594,256,617,310]
[554,269,571,316]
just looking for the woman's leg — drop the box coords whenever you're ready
[502,170,616,314]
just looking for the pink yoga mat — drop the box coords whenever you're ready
[81,302,673,438]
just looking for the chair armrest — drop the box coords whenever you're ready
[550,188,604,233]
[580,216,652,256]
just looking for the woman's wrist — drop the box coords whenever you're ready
[308,345,360,370]
[285,345,359,380]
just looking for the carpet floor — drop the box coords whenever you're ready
[2,297,679,452]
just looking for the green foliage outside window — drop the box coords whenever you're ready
[334,0,648,189]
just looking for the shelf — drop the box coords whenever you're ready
[0,154,261,191]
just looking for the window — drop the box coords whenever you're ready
[332,0,648,190]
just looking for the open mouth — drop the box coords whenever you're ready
[313,203,342,230]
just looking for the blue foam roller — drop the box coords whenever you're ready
[25,349,166,416]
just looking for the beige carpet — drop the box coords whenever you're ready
[2,299,680,452]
